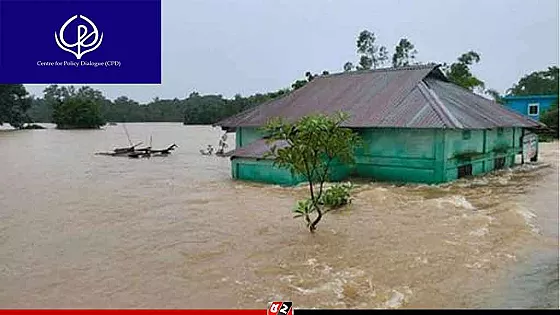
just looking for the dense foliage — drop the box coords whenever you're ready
[263,113,361,232]
[45,85,106,129]
[319,182,354,208]
[27,86,296,125]
[541,99,559,138]
[507,66,559,96]
[442,51,485,92]
[0,84,32,128]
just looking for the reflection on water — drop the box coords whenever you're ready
[0,124,557,308]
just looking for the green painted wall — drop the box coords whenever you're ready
[231,158,351,186]
[231,126,529,186]
[236,127,263,148]
[354,128,440,183]
[443,127,520,181]
[232,159,303,186]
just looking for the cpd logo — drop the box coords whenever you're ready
[55,15,103,60]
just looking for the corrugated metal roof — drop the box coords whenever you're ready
[424,79,542,129]
[229,139,289,159]
[216,64,541,129]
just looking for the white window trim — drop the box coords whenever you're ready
[527,103,540,116]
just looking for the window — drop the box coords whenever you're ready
[497,127,504,136]
[462,130,471,140]
[458,164,473,179]
[528,103,539,116]
[494,157,506,170]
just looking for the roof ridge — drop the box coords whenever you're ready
[425,77,530,128]
[316,63,440,79]
[418,80,462,128]
[425,78,543,128]
[216,62,541,130]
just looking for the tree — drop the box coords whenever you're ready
[443,51,485,91]
[356,30,388,70]
[541,99,559,138]
[343,62,354,72]
[376,46,389,69]
[357,55,373,71]
[291,79,307,90]
[485,89,504,104]
[0,84,32,128]
[262,112,361,232]
[107,96,142,122]
[392,38,418,67]
[507,66,559,96]
[27,97,52,123]
[45,85,106,129]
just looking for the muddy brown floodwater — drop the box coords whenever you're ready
[0,123,558,308]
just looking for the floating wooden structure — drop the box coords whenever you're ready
[95,143,178,158]
[95,124,178,158]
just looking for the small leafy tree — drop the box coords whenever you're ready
[392,38,418,67]
[343,62,354,72]
[356,30,389,70]
[443,51,485,92]
[262,112,361,232]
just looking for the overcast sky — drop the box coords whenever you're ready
[26,0,559,103]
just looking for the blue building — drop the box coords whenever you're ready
[502,94,558,121]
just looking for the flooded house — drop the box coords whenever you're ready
[215,64,541,185]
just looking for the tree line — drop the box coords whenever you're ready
[24,86,290,127]
[0,29,558,133]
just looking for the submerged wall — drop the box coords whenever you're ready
[231,158,351,186]
[231,126,528,186]
[443,127,523,181]
[231,159,302,186]
[354,128,440,183]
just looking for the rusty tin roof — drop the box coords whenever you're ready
[217,64,540,130]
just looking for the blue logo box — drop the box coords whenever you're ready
[0,0,161,84]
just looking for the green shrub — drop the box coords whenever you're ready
[320,182,353,209]
[293,199,315,218]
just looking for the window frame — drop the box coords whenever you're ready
[527,103,540,116]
